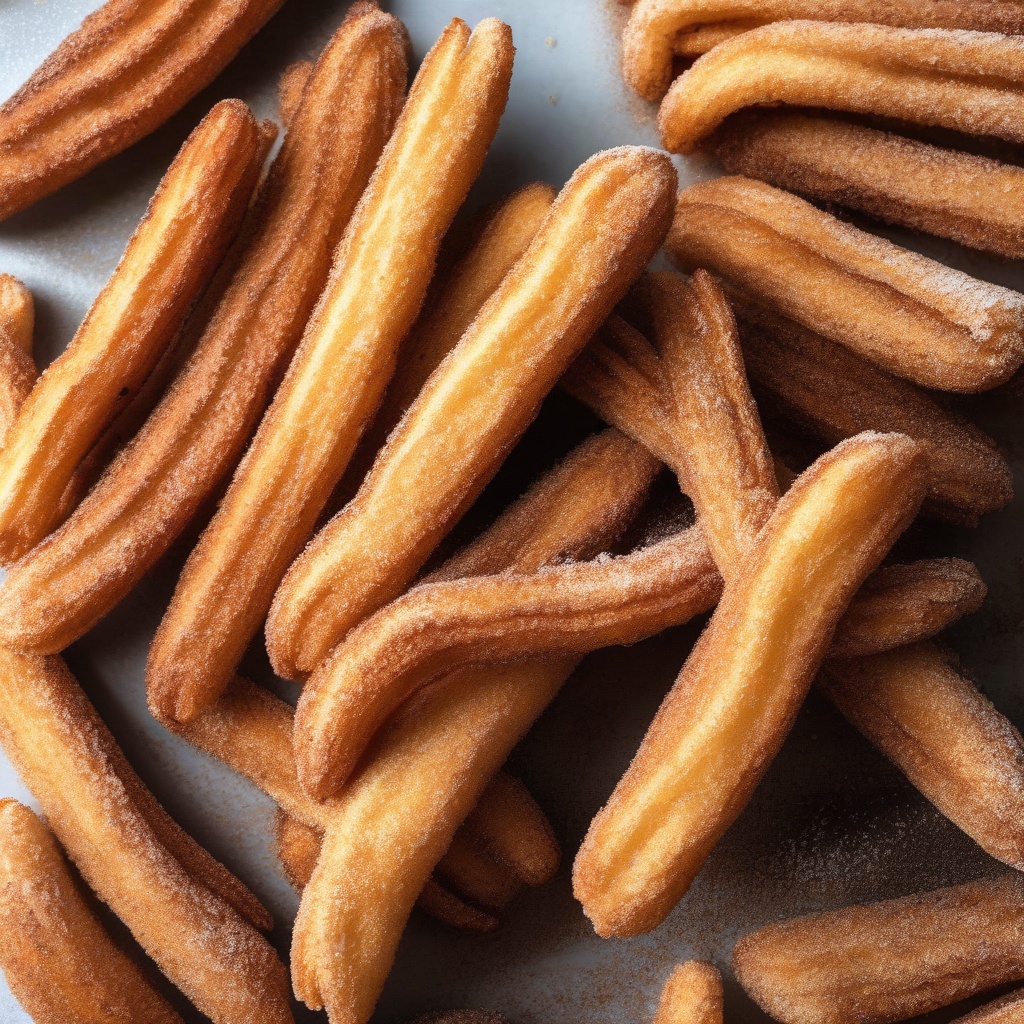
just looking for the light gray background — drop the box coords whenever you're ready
[0,2,1022,1022]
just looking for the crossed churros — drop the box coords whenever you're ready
[147,17,516,723]
[657,22,1024,154]
[0,4,410,656]
[713,112,1024,260]
[654,962,723,1024]
[733,873,1024,1024]
[267,144,677,681]
[0,0,286,221]
[667,177,1024,392]
[0,649,293,1023]
[0,799,185,1024]
[0,100,265,566]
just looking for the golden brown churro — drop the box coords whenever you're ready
[0,5,409,656]
[268,145,677,681]
[0,799,184,1024]
[575,433,927,937]
[713,112,1024,260]
[0,275,37,445]
[148,17,515,722]
[667,177,1024,392]
[0,0,286,220]
[658,22,1024,155]
[0,650,292,1023]
[654,962,723,1024]
[622,0,1024,101]
[0,101,264,565]
[733,873,1024,1024]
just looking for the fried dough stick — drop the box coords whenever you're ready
[292,430,659,1023]
[659,22,1024,154]
[654,962,724,1024]
[733,873,1024,1024]
[0,275,36,445]
[0,799,184,1024]
[667,177,1024,392]
[713,112,1024,260]
[268,145,677,681]
[148,17,515,722]
[0,6,409,656]
[0,650,292,1024]
[0,0,288,221]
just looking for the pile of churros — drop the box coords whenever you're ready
[0,0,1023,1020]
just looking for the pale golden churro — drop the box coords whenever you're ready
[0,650,292,1023]
[658,22,1024,154]
[713,112,1024,260]
[733,873,1024,1024]
[574,433,927,937]
[0,799,184,1024]
[0,101,264,565]
[667,177,1024,392]
[148,17,515,722]
[0,275,37,445]
[0,6,409,656]
[0,0,287,220]
[654,962,723,1024]
[268,145,677,681]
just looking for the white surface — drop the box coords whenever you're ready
[0,2,1022,1022]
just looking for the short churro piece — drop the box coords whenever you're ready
[0,101,265,564]
[713,112,1024,260]
[268,145,677,681]
[0,650,292,1023]
[148,17,515,722]
[0,799,184,1024]
[736,303,1013,523]
[575,433,927,937]
[0,5,409,656]
[0,0,286,220]
[658,22,1024,154]
[654,962,723,1024]
[955,990,1024,1024]
[668,177,1024,392]
[733,873,1024,1024]
[0,275,37,445]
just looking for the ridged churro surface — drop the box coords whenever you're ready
[653,962,723,1024]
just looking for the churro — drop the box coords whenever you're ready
[0,799,184,1024]
[574,433,927,937]
[658,22,1024,154]
[278,60,313,128]
[0,649,292,1023]
[0,8,409,657]
[0,275,36,446]
[268,145,676,681]
[654,962,723,1024]
[0,0,286,220]
[0,101,265,565]
[733,873,1024,1024]
[667,177,1024,391]
[713,112,1024,260]
[148,17,515,722]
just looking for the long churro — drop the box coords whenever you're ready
[0,275,36,446]
[654,962,723,1024]
[0,0,286,220]
[667,177,1024,391]
[574,433,927,937]
[0,6,409,656]
[0,799,184,1024]
[733,873,1024,1024]
[148,17,515,723]
[713,112,1024,260]
[0,101,265,565]
[658,22,1024,154]
[0,650,292,1023]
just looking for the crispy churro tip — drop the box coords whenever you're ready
[277,60,313,129]
[0,275,33,355]
[654,962,723,1024]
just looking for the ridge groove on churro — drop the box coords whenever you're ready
[654,962,723,1024]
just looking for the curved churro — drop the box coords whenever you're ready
[0,0,286,220]
[268,145,676,681]
[148,17,515,722]
[667,177,1024,392]
[658,22,1024,154]
[0,650,291,1023]
[0,275,37,446]
[736,302,1014,524]
[575,433,927,937]
[0,6,409,656]
[733,873,1024,1024]
[0,101,265,565]
[654,962,723,1024]
[713,112,1024,260]
[0,799,184,1024]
